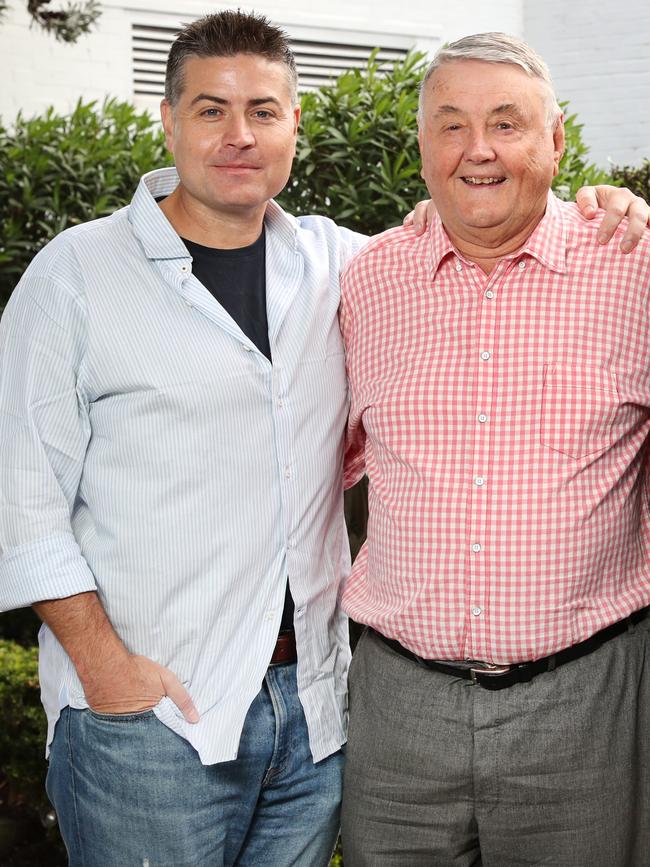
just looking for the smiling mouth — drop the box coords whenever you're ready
[461,177,506,186]
[214,164,260,171]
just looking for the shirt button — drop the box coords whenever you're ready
[474,476,485,487]
[242,344,252,352]
[471,543,482,553]
[296,607,306,618]
[485,289,495,299]
[180,264,189,273]
[455,262,463,272]
[518,260,526,270]
[480,351,491,361]
[478,413,488,424]
[471,606,483,617]
[265,611,275,621]
[284,466,291,478]
[277,399,284,407]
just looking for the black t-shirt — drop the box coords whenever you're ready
[182,231,271,361]
[181,231,294,633]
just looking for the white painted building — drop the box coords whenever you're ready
[0,0,648,168]
[525,0,650,169]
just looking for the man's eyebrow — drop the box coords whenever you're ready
[490,103,525,119]
[432,102,526,119]
[190,94,228,107]
[189,94,283,108]
[433,104,462,116]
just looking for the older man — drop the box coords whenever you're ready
[340,33,650,867]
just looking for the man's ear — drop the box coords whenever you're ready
[292,104,301,136]
[552,114,565,177]
[160,99,175,154]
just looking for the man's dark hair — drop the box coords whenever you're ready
[165,10,298,106]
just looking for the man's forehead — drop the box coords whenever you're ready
[425,61,546,113]
[178,54,294,101]
[430,60,538,92]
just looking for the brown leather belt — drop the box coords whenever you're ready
[269,629,297,666]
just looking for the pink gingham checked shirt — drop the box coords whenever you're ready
[340,192,650,663]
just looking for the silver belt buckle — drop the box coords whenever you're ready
[469,662,512,683]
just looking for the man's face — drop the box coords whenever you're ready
[160,53,300,221]
[418,59,565,248]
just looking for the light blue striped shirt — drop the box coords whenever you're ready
[0,167,365,764]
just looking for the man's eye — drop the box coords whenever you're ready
[496,122,514,130]
[253,110,272,119]
[445,124,462,132]
[202,108,221,117]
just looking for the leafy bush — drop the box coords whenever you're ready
[0,98,172,305]
[611,158,650,203]
[0,640,46,808]
[2,1,101,43]
[278,50,428,236]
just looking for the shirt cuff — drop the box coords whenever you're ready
[0,532,97,611]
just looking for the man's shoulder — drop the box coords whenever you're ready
[11,206,133,309]
[29,207,130,272]
[344,223,427,277]
[558,198,650,260]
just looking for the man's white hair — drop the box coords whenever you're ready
[418,32,562,127]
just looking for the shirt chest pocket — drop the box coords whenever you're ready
[540,363,619,460]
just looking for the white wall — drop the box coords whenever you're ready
[1,0,522,122]
[1,2,133,118]
[525,0,650,168]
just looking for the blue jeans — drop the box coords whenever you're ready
[46,663,343,866]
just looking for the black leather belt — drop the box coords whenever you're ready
[373,606,649,691]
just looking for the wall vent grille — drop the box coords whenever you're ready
[132,23,411,101]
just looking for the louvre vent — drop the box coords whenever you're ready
[132,22,410,102]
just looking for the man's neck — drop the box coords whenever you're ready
[444,208,546,275]
[159,186,266,250]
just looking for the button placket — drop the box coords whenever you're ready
[271,363,297,554]
[466,266,503,657]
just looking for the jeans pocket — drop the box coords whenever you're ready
[540,363,619,459]
[86,707,157,723]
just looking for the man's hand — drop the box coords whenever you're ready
[403,199,435,235]
[573,185,648,253]
[83,652,199,721]
[34,591,199,723]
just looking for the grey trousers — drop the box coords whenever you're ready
[341,617,650,866]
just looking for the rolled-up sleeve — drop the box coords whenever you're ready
[0,252,95,611]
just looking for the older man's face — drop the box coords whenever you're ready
[418,59,564,250]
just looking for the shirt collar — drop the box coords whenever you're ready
[128,167,299,259]
[427,189,568,276]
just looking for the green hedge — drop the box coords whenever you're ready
[0,98,171,303]
[0,640,47,808]
[611,158,650,203]
[277,50,427,236]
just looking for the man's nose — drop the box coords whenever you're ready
[464,128,496,162]
[223,115,256,148]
